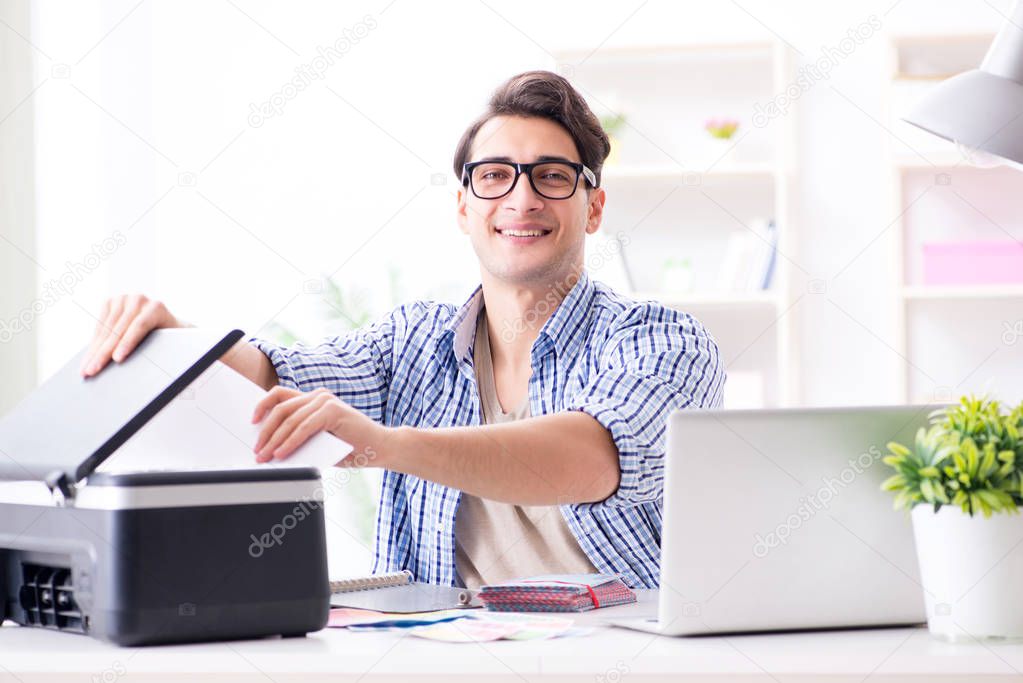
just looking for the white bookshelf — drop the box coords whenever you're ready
[891,152,970,170]
[902,285,1023,301]
[551,42,797,408]
[885,33,1023,405]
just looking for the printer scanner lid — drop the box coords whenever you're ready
[0,328,244,486]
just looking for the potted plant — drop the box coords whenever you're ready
[704,117,740,166]
[881,396,1023,640]
[704,117,740,140]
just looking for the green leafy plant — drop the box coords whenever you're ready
[882,396,1023,517]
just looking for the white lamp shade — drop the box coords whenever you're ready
[904,70,1023,165]
[903,0,1023,166]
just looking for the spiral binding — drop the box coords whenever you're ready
[328,569,414,594]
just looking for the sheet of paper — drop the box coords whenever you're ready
[98,361,352,473]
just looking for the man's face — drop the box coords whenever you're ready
[457,115,605,287]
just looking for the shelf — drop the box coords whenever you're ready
[555,41,775,66]
[891,151,969,170]
[890,33,995,47]
[902,285,1023,301]
[630,290,778,308]
[892,155,1023,175]
[602,162,776,181]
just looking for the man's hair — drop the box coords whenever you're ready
[452,70,611,189]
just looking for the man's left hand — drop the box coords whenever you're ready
[251,386,389,465]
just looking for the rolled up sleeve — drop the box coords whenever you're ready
[565,304,725,508]
[248,307,402,423]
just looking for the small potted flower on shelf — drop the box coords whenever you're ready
[881,395,1023,641]
[704,117,740,166]
[704,117,740,140]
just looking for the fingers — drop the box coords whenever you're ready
[269,402,333,461]
[81,296,136,376]
[250,388,375,467]
[255,395,322,462]
[80,295,175,377]
[113,300,164,362]
[80,298,115,375]
[251,385,301,426]
[253,388,328,461]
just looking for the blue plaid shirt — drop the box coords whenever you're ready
[250,271,724,588]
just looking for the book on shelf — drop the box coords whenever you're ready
[717,218,777,292]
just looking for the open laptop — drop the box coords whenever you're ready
[611,405,932,635]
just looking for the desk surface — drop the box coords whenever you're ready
[3,591,1023,682]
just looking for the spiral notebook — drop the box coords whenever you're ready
[477,573,637,613]
[329,570,479,613]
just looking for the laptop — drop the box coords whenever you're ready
[611,405,932,635]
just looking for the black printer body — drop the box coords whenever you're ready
[0,329,332,645]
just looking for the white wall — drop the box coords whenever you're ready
[0,0,38,414]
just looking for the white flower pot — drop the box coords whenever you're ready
[912,505,1023,640]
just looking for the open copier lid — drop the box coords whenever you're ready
[0,328,244,492]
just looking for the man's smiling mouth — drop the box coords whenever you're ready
[495,224,553,238]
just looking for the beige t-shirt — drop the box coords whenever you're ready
[454,308,597,590]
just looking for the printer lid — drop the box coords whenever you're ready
[0,328,245,486]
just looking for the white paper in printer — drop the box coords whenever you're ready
[98,361,352,473]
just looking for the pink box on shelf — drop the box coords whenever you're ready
[922,241,1023,286]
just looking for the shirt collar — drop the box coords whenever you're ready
[440,269,596,367]
[533,269,595,361]
[441,284,485,367]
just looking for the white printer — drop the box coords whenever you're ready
[0,328,331,645]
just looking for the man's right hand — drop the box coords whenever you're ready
[79,294,187,377]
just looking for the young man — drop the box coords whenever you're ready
[80,71,724,589]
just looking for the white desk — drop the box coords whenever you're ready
[2,591,1022,682]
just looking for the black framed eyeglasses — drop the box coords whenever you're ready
[461,160,598,200]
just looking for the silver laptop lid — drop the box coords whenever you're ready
[659,405,932,635]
